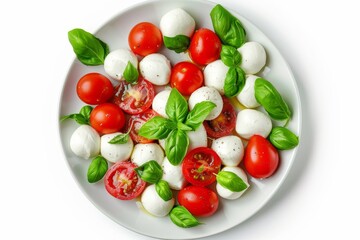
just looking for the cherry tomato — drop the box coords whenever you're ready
[89,103,126,135]
[182,147,221,187]
[188,28,222,66]
[128,22,163,56]
[244,135,280,179]
[178,186,219,217]
[170,61,204,96]
[76,73,114,105]
[104,161,146,200]
[111,78,155,115]
[203,97,236,138]
[126,109,158,143]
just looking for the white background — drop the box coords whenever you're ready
[0,0,358,239]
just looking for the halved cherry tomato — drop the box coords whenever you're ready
[244,135,280,179]
[111,78,155,115]
[126,109,158,143]
[104,161,146,200]
[182,147,221,187]
[203,96,236,138]
[89,103,126,135]
[170,61,204,96]
[128,22,163,56]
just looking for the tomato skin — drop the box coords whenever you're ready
[128,22,163,56]
[76,73,114,105]
[89,103,126,135]
[126,109,158,143]
[188,28,222,66]
[178,186,219,217]
[244,135,280,179]
[170,61,204,96]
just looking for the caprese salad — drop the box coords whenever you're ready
[62,4,299,228]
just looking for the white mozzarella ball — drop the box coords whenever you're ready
[160,8,195,38]
[141,184,175,217]
[204,60,229,95]
[211,135,244,167]
[139,53,171,86]
[235,109,272,139]
[152,89,171,118]
[161,157,187,190]
[100,132,134,163]
[131,143,164,167]
[188,86,223,120]
[236,75,261,108]
[238,42,266,74]
[216,166,249,200]
[104,49,138,80]
[70,125,100,159]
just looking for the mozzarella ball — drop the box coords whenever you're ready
[211,135,244,166]
[141,184,175,217]
[104,49,138,80]
[152,89,171,118]
[236,75,261,108]
[216,166,249,200]
[203,60,229,95]
[131,143,164,166]
[100,132,134,163]
[235,109,272,139]
[70,125,100,159]
[238,42,266,74]
[160,8,195,38]
[188,86,223,120]
[161,157,187,190]
[139,53,171,85]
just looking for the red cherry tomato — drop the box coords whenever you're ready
[182,147,221,187]
[89,103,126,135]
[126,109,158,143]
[104,161,146,200]
[128,22,163,56]
[170,61,204,96]
[111,78,155,115]
[76,73,114,105]
[178,186,219,217]
[244,135,280,179]
[188,28,222,66]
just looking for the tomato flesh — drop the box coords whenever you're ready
[89,103,126,135]
[128,22,163,56]
[170,61,204,96]
[126,109,158,143]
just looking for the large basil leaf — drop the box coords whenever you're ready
[185,101,216,130]
[135,160,163,184]
[220,45,242,67]
[216,171,248,192]
[163,35,190,53]
[165,88,189,123]
[165,129,189,165]
[269,126,299,150]
[224,66,245,97]
[87,156,108,183]
[138,116,176,140]
[170,206,201,228]
[155,180,173,201]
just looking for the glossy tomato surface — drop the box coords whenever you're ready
[128,22,163,56]
[89,103,126,135]
[170,61,204,96]
[126,109,158,143]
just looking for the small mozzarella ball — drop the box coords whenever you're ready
[139,53,171,85]
[141,184,175,217]
[236,75,261,108]
[235,109,272,139]
[160,8,195,38]
[104,49,138,80]
[161,157,187,190]
[203,60,229,95]
[216,166,249,200]
[100,132,134,163]
[211,135,244,166]
[152,89,171,118]
[188,86,223,120]
[131,143,164,166]
[70,125,100,159]
[238,42,266,74]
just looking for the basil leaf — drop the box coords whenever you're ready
[210,4,246,48]
[79,105,93,120]
[177,122,193,132]
[224,66,245,97]
[135,160,163,184]
[108,133,129,144]
[220,45,242,67]
[165,129,189,165]
[138,116,176,140]
[165,88,188,123]
[185,101,216,130]
[255,78,291,121]
[155,180,173,201]
[68,28,109,66]
[216,171,248,192]
[163,35,190,53]
[170,206,201,228]
[87,156,108,183]
[60,105,93,125]
[123,61,139,83]
[269,126,299,150]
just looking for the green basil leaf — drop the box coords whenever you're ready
[68,28,109,66]
[224,66,245,97]
[165,88,188,123]
[216,171,248,192]
[255,78,291,121]
[170,206,201,228]
[79,105,93,120]
[108,133,129,144]
[155,180,173,201]
[138,116,176,140]
[123,61,139,83]
[87,156,108,183]
[185,101,216,130]
[210,4,246,48]
[177,122,193,132]
[269,126,299,150]
[220,45,242,67]
[163,35,190,53]
[165,129,189,165]
[135,160,163,184]
[60,105,93,125]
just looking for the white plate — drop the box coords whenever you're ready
[58,0,302,239]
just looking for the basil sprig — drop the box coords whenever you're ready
[269,126,299,150]
[135,160,163,184]
[224,66,245,97]
[87,156,108,183]
[60,105,93,125]
[216,171,248,192]
[155,180,173,201]
[138,116,176,140]
[170,206,201,228]
[163,35,190,53]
